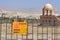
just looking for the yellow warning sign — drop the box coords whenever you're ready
[19,22,27,34]
[12,21,27,35]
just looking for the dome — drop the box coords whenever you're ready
[44,4,53,10]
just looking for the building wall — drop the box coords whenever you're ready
[40,15,59,26]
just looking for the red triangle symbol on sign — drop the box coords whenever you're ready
[14,24,19,28]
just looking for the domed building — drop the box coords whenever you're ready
[40,4,60,26]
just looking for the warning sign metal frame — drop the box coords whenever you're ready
[12,21,27,35]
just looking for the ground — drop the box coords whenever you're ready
[0,23,60,40]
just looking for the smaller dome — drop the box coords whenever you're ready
[44,4,53,10]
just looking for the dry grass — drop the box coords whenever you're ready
[1,23,60,40]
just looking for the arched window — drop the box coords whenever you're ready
[54,20,55,23]
[49,20,51,25]
[49,20,50,23]
[54,20,55,26]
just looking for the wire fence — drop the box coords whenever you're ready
[0,18,60,40]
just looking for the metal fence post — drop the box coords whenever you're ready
[6,19,7,40]
[11,20,13,40]
[0,17,2,40]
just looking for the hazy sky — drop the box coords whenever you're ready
[0,0,60,12]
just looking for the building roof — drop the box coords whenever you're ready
[44,4,53,10]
